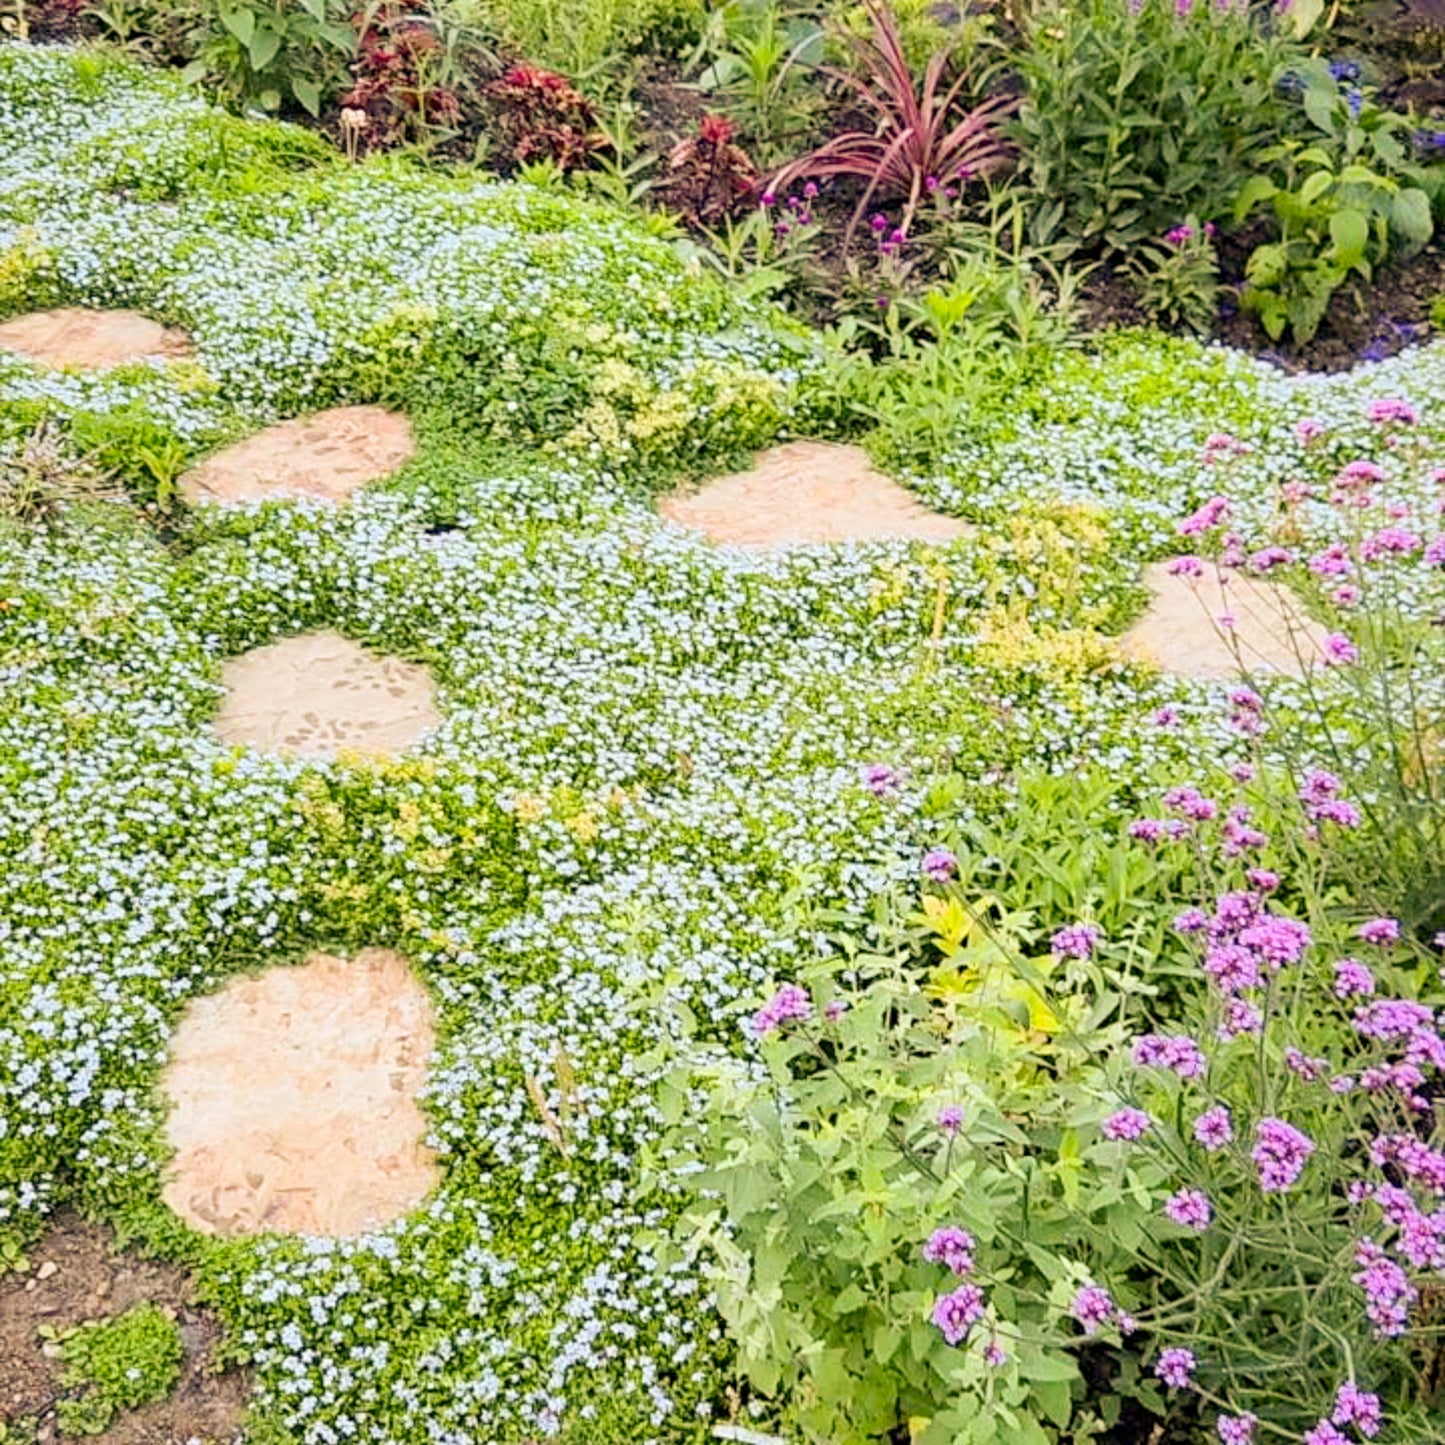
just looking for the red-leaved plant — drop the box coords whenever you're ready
[663,114,760,227]
[766,0,1016,241]
[484,64,602,173]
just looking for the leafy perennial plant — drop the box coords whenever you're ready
[3,35,1445,1445]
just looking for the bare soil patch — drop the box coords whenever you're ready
[0,1214,247,1444]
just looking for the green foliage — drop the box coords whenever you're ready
[689,0,824,166]
[69,401,200,512]
[0,232,55,321]
[1013,0,1299,257]
[1235,64,1435,343]
[447,0,705,83]
[827,250,1085,471]
[53,1303,184,1436]
[180,0,357,116]
[661,875,1156,1445]
[832,0,991,74]
[1121,214,1220,336]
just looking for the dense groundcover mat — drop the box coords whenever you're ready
[4,40,1445,1445]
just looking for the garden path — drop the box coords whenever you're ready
[160,948,439,1237]
[212,629,439,759]
[0,306,191,369]
[1121,562,1328,679]
[180,405,416,505]
[659,440,972,547]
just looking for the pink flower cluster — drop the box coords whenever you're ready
[751,983,811,1037]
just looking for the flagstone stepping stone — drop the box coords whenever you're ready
[180,406,415,506]
[0,306,192,369]
[658,440,971,548]
[1120,562,1327,679]
[161,948,440,1238]
[213,629,439,758]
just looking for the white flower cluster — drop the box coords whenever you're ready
[1,39,1443,1445]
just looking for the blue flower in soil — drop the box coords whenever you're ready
[1328,60,1361,83]
[1346,87,1364,117]
[1277,69,1303,96]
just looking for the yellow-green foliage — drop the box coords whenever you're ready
[0,231,51,319]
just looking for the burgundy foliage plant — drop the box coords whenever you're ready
[766,0,1016,240]
[663,114,760,227]
[483,64,603,173]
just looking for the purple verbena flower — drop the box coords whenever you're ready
[931,1282,986,1344]
[1333,958,1376,998]
[1194,1105,1234,1149]
[1358,917,1401,945]
[1217,1414,1257,1445]
[1332,1382,1382,1438]
[751,983,811,1037]
[862,762,901,797]
[1132,1033,1206,1078]
[1353,1238,1418,1337]
[1052,922,1103,959]
[1252,1117,1314,1192]
[1165,1188,1213,1231]
[1102,1107,1152,1142]
[1367,397,1418,426]
[1323,632,1359,665]
[922,846,958,882]
[936,1103,964,1138]
[1154,1347,1196,1389]
[922,1226,976,1276]
[1069,1284,1115,1335]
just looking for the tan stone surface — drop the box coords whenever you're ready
[1120,562,1328,679]
[213,629,439,758]
[0,306,192,369]
[161,948,440,1237]
[180,406,415,506]
[658,441,971,548]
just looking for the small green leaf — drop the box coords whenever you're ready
[247,25,282,72]
[292,75,322,116]
[1328,208,1369,268]
[218,5,254,44]
[1389,189,1434,251]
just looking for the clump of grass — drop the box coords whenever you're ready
[53,1302,184,1436]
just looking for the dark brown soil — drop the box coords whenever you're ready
[1078,242,1445,374]
[0,1214,248,1445]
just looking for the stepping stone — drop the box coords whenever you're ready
[658,440,970,548]
[0,306,192,369]
[1120,562,1327,679]
[161,948,440,1237]
[180,406,416,506]
[213,629,439,758]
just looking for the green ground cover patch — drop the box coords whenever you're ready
[2,40,1445,1445]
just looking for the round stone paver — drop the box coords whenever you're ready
[213,629,440,758]
[0,306,192,369]
[658,440,971,548]
[161,948,440,1237]
[1120,562,1328,679]
[180,406,416,505]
